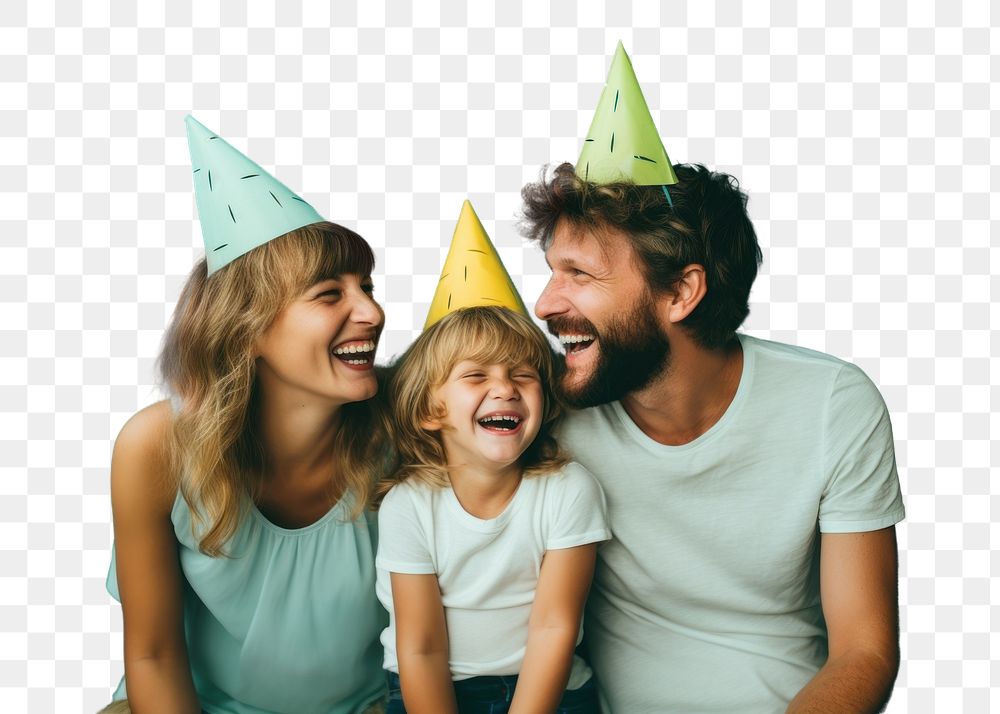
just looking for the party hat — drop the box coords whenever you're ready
[185,115,325,275]
[576,42,678,189]
[424,200,528,329]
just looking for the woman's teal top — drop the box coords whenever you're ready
[107,491,387,714]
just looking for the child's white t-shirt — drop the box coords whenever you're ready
[376,462,610,688]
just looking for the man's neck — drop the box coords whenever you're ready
[620,336,744,446]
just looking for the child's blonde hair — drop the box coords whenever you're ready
[159,221,390,556]
[377,306,567,503]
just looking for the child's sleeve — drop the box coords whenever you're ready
[376,484,437,574]
[544,463,612,551]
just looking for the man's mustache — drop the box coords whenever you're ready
[545,316,598,339]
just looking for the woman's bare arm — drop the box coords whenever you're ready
[111,401,200,714]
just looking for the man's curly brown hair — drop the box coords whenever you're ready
[520,162,763,350]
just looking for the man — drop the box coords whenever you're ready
[520,161,905,713]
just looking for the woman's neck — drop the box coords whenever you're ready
[254,391,342,483]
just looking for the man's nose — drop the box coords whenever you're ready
[534,278,562,320]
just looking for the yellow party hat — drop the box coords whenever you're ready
[424,200,528,329]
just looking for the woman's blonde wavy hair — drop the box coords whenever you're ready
[375,306,567,504]
[159,221,389,556]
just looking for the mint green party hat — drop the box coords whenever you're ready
[185,115,325,275]
[576,42,678,194]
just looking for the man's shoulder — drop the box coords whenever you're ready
[559,402,622,437]
[742,333,875,391]
[742,333,849,373]
[742,334,887,418]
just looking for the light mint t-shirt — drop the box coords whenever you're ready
[107,492,387,714]
[558,334,905,714]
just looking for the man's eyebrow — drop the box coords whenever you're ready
[551,255,600,272]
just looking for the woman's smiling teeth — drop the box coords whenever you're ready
[477,414,522,432]
[331,340,375,364]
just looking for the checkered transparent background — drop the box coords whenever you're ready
[1,1,995,711]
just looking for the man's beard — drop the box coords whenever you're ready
[548,293,671,409]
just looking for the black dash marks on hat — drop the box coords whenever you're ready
[269,191,282,207]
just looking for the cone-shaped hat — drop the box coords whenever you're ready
[576,42,678,186]
[186,115,325,275]
[424,200,528,329]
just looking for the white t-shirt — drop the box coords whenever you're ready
[376,462,610,688]
[558,334,906,714]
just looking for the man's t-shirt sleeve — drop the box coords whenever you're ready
[375,485,437,574]
[819,362,906,533]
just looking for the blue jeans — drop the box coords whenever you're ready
[385,671,597,714]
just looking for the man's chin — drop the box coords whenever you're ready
[558,371,606,410]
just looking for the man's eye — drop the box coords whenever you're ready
[319,289,342,299]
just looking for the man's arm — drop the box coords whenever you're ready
[787,527,900,714]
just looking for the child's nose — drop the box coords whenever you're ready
[490,377,518,399]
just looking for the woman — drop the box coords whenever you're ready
[104,117,388,713]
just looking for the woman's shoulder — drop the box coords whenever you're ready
[111,400,178,515]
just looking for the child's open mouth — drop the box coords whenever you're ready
[477,415,522,432]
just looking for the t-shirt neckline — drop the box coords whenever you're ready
[609,333,756,454]
[444,477,527,533]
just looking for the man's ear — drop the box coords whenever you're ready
[666,264,707,324]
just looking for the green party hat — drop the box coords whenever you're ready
[185,115,325,275]
[576,42,678,188]
[424,200,528,329]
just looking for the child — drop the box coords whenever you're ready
[103,116,388,714]
[376,305,610,714]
